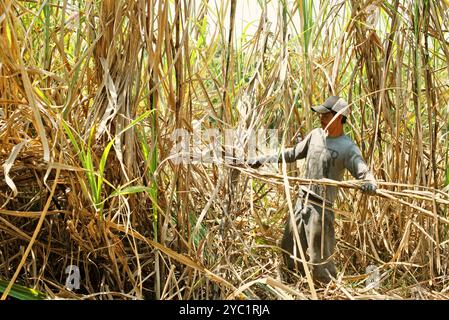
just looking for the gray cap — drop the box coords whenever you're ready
[311,96,350,117]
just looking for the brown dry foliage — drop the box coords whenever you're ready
[0,0,448,299]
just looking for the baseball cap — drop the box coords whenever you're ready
[311,96,350,117]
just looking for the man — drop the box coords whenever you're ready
[248,96,377,283]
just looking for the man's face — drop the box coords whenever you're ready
[320,112,335,129]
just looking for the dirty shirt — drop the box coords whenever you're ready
[256,128,375,206]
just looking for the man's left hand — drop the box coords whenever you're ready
[361,181,377,195]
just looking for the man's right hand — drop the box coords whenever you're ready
[247,159,262,169]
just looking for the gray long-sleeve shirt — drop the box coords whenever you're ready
[252,128,376,206]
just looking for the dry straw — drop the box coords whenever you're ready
[0,0,448,299]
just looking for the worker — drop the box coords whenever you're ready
[248,96,377,283]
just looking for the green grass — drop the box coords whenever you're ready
[0,280,46,300]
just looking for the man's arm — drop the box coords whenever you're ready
[248,131,312,168]
[345,144,377,195]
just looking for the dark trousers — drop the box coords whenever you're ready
[281,194,337,283]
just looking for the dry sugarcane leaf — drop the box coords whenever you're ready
[2,139,28,197]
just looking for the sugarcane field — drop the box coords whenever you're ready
[0,0,449,301]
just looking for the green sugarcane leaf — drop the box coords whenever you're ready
[110,186,153,197]
[0,280,46,300]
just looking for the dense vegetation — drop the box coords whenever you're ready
[0,0,448,299]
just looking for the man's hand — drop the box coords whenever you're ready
[360,181,377,195]
[247,159,262,169]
